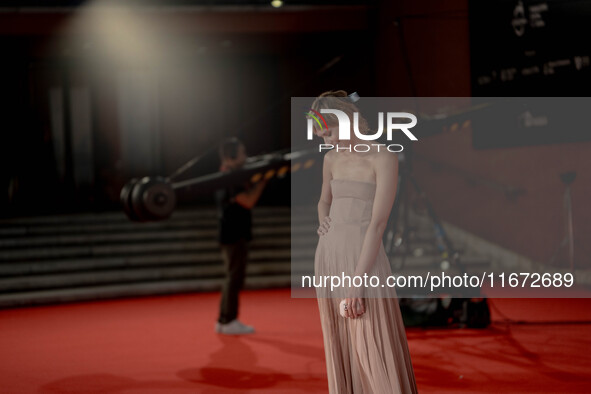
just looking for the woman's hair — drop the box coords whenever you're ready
[310,90,369,134]
[219,137,243,160]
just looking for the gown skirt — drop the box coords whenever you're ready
[314,178,418,394]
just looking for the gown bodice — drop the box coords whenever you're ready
[329,178,376,227]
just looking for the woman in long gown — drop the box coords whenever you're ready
[311,91,418,393]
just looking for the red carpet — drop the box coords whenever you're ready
[1,289,590,393]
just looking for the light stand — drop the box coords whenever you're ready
[549,171,576,271]
[385,144,466,274]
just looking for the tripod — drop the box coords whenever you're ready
[384,144,466,274]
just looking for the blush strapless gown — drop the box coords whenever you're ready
[314,178,418,394]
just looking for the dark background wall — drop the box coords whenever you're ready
[376,0,590,267]
[0,5,376,214]
[0,0,588,268]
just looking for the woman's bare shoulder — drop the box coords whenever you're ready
[373,150,398,171]
[324,149,337,162]
[371,149,398,165]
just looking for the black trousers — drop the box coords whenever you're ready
[218,238,249,324]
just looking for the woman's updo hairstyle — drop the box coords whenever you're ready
[310,90,370,134]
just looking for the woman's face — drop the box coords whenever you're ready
[314,123,340,146]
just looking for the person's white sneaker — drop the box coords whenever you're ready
[215,319,255,335]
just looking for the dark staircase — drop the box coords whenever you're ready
[0,207,300,308]
[0,205,491,308]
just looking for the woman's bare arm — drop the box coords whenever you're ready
[317,151,334,223]
[351,152,399,290]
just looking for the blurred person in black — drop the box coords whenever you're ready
[214,137,268,335]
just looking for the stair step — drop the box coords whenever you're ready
[0,216,302,237]
[0,206,293,225]
[0,226,302,249]
[0,237,301,262]
[0,247,311,277]
[0,262,291,292]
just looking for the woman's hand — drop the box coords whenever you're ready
[317,216,331,236]
[343,297,365,319]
